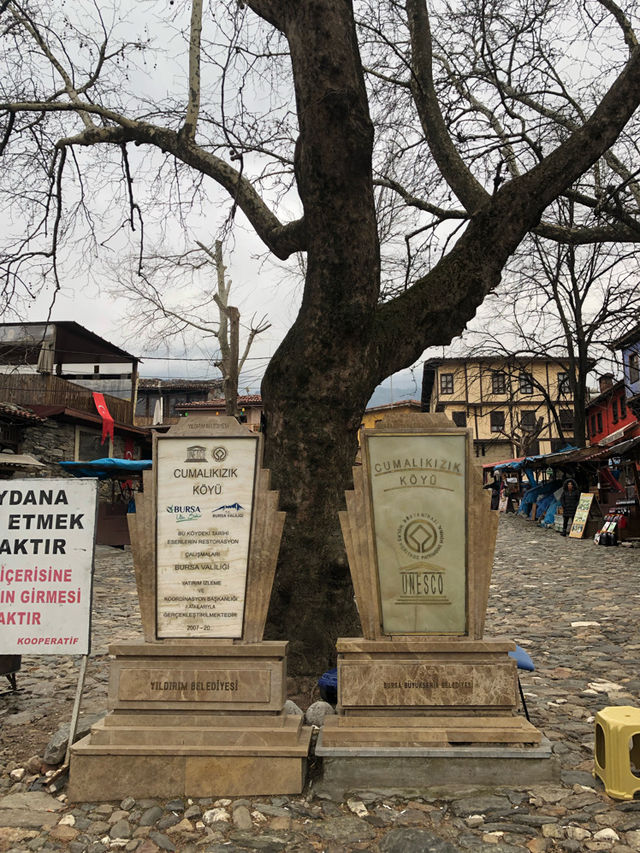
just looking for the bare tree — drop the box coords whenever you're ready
[462,206,640,447]
[2,0,640,669]
[115,241,270,416]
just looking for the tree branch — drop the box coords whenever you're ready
[15,109,309,259]
[6,1,96,131]
[373,44,640,377]
[244,0,288,33]
[405,0,489,213]
[182,0,203,141]
[374,176,467,220]
[507,45,640,222]
[596,0,638,53]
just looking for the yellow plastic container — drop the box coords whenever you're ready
[594,706,640,800]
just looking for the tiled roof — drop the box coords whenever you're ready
[585,379,625,409]
[0,401,44,423]
[365,399,422,413]
[28,405,149,435]
[175,395,262,410]
[138,378,223,391]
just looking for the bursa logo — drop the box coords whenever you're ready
[167,505,201,514]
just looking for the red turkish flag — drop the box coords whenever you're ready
[92,392,114,445]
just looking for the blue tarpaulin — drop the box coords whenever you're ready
[541,496,560,527]
[493,445,578,472]
[518,479,562,517]
[59,458,152,480]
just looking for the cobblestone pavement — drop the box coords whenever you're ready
[1,514,640,852]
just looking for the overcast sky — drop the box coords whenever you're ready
[9,0,620,400]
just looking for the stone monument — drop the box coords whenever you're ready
[316,413,556,795]
[69,415,311,800]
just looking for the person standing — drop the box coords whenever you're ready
[483,472,501,510]
[561,478,580,536]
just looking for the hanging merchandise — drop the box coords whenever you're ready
[596,512,624,546]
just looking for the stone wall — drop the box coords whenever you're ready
[17,419,149,502]
[20,419,76,479]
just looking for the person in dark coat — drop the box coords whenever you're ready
[483,472,501,510]
[561,477,580,535]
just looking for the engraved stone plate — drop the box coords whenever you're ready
[365,432,467,634]
[118,668,271,702]
[155,435,259,638]
[339,661,515,708]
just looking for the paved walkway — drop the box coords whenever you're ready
[1,515,640,852]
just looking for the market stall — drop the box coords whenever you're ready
[58,457,152,546]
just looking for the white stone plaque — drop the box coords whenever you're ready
[155,435,259,639]
[365,432,467,634]
[0,478,97,654]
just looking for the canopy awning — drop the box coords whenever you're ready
[59,457,152,479]
[484,445,578,472]
[482,456,524,470]
[0,451,44,468]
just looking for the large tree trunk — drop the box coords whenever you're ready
[260,0,381,673]
[262,343,374,673]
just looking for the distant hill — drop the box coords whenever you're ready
[367,384,420,409]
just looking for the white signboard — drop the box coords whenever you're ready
[0,478,97,654]
[366,432,467,635]
[155,435,259,639]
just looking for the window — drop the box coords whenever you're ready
[490,411,505,433]
[452,411,467,427]
[630,352,640,385]
[612,398,619,424]
[0,422,19,450]
[590,414,597,437]
[557,372,570,395]
[519,372,533,395]
[597,412,603,434]
[75,427,112,461]
[521,410,537,432]
[492,371,507,394]
[559,409,574,431]
[440,373,454,395]
[620,394,627,419]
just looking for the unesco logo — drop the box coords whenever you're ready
[211,446,227,462]
[397,515,443,559]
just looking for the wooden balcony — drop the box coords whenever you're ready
[134,415,180,427]
[0,373,134,424]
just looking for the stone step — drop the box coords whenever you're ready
[71,732,312,758]
[89,721,307,748]
[325,714,534,728]
[321,715,541,747]
[102,711,299,729]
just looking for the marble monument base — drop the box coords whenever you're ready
[68,640,312,801]
[313,636,555,796]
[336,637,521,715]
[314,735,559,799]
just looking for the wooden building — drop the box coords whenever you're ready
[422,357,576,463]
[586,374,639,446]
[175,394,263,431]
